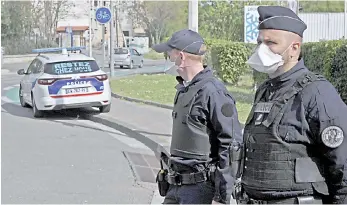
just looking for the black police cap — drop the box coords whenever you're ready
[152,29,206,56]
[258,6,307,37]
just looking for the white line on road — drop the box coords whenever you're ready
[1,95,15,103]
[57,119,153,152]
[3,86,14,91]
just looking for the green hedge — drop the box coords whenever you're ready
[301,40,346,82]
[205,39,253,85]
[331,43,347,103]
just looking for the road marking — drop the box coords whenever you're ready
[1,95,17,104]
[3,86,14,91]
[57,119,152,151]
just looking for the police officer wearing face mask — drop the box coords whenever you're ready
[152,29,244,204]
[236,6,347,204]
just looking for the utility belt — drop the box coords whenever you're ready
[235,185,323,205]
[238,195,323,204]
[156,153,216,197]
[166,169,210,185]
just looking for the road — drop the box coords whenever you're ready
[1,71,162,203]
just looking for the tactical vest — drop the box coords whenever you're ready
[170,77,215,161]
[241,72,329,197]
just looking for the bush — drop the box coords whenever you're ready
[302,40,346,82]
[331,43,347,103]
[203,38,230,67]
[209,41,252,85]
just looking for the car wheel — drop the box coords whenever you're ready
[129,61,134,69]
[99,104,111,113]
[32,94,44,118]
[19,86,29,108]
[139,60,144,68]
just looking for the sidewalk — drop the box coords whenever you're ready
[83,97,173,159]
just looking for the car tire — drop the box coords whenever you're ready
[99,104,111,113]
[19,86,29,108]
[32,94,44,118]
[129,61,134,69]
[139,60,144,68]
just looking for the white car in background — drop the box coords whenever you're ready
[110,47,144,69]
[17,47,112,118]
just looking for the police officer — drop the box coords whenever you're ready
[237,5,347,204]
[152,29,243,204]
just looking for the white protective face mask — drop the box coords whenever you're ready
[246,43,286,74]
[164,60,179,76]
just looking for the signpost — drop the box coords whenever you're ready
[95,7,111,71]
[65,26,73,47]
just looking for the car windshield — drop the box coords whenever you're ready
[44,60,100,75]
[114,48,129,54]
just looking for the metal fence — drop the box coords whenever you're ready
[299,12,346,42]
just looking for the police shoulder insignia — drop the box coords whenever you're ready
[321,126,344,148]
[221,103,234,117]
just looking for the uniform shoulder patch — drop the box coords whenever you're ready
[321,126,344,148]
[221,103,234,117]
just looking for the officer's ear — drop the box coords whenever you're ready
[179,51,185,61]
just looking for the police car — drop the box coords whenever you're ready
[17,47,112,118]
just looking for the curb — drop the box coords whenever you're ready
[111,92,174,110]
[111,92,246,128]
[82,113,170,161]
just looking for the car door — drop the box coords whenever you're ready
[29,60,44,100]
[22,59,37,101]
[133,49,142,65]
[131,49,139,65]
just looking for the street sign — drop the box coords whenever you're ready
[95,7,111,24]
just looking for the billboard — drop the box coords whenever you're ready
[244,6,260,44]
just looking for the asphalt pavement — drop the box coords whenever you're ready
[1,66,166,203]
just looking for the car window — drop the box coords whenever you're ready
[26,59,38,74]
[133,49,140,55]
[44,60,100,75]
[114,48,129,54]
[33,60,43,74]
[130,49,135,55]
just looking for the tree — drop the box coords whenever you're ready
[127,0,188,46]
[1,0,75,54]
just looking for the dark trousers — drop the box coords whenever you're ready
[163,181,215,204]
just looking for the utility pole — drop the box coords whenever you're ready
[89,0,93,57]
[102,24,105,71]
[109,0,115,77]
[287,0,298,14]
[115,2,119,47]
[188,0,199,32]
[344,0,347,39]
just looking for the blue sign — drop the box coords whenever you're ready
[244,6,260,44]
[95,7,111,24]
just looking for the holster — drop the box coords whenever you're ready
[229,141,244,178]
[156,160,170,197]
[207,164,217,183]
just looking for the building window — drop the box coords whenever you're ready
[123,31,129,37]
[94,0,97,7]
[103,1,106,6]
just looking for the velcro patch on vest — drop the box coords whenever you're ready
[321,126,344,148]
[254,102,273,113]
